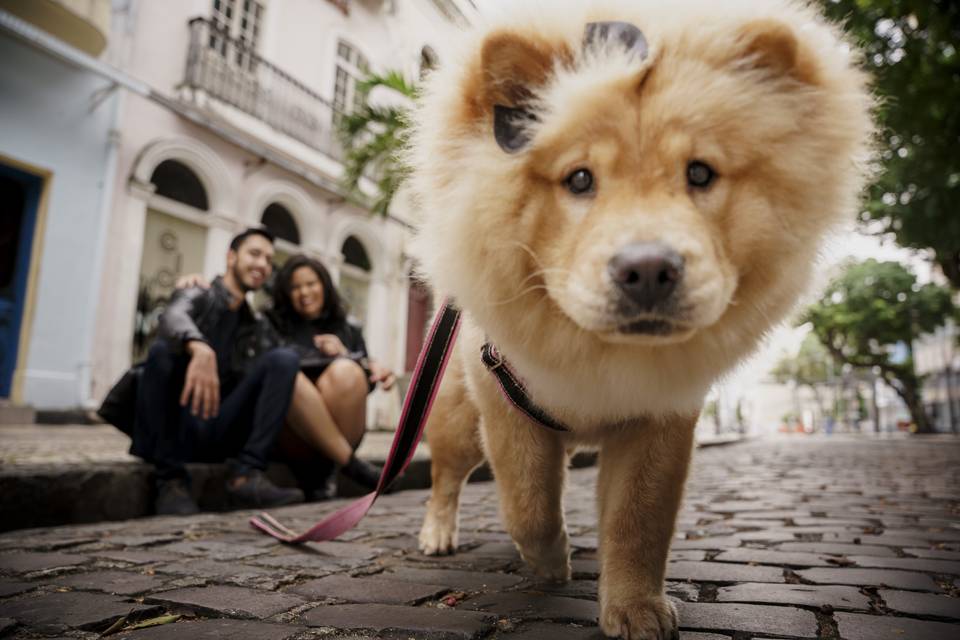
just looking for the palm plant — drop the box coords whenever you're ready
[336,70,417,217]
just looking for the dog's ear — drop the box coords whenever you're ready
[479,32,569,153]
[734,19,818,85]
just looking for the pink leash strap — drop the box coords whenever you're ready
[250,300,461,543]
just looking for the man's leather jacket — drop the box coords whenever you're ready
[98,277,278,436]
[160,276,279,378]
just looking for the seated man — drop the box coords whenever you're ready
[130,226,304,515]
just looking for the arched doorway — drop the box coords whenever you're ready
[405,274,432,372]
[259,201,301,304]
[150,159,209,210]
[134,160,210,359]
[338,235,371,326]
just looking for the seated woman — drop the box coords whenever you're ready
[271,255,396,498]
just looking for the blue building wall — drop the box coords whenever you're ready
[0,33,118,408]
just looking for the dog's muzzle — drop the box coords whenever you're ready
[608,242,684,310]
[605,242,688,336]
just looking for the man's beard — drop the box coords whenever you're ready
[232,264,255,293]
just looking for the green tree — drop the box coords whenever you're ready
[336,70,417,216]
[801,259,954,433]
[771,333,835,423]
[820,0,960,287]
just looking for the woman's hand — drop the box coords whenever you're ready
[368,361,396,391]
[176,273,210,290]
[313,334,347,357]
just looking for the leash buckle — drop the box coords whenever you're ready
[487,344,504,371]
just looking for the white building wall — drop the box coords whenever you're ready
[0,33,119,409]
[90,0,465,425]
[913,320,959,432]
[914,321,958,377]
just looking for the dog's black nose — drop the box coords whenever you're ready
[608,243,684,309]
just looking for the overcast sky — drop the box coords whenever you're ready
[723,224,930,408]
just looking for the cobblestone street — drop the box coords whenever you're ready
[0,435,958,639]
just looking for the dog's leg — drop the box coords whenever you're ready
[597,415,696,640]
[419,355,483,556]
[483,406,570,582]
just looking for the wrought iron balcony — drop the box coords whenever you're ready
[184,17,343,160]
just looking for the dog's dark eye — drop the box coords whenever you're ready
[565,169,595,195]
[687,161,716,189]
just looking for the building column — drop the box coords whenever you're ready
[94,180,151,398]
[203,224,233,278]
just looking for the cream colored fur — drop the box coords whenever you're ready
[407,1,873,638]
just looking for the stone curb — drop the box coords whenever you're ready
[0,445,602,533]
[0,419,739,532]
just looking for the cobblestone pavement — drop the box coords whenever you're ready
[0,435,958,640]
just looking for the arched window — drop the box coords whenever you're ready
[333,39,370,118]
[261,202,300,245]
[339,235,371,326]
[342,235,371,271]
[420,45,438,79]
[150,160,209,211]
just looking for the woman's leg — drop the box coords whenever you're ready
[316,358,369,448]
[285,363,382,491]
[276,425,338,498]
[285,371,353,466]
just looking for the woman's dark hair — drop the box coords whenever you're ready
[272,254,346,329]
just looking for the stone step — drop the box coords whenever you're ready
[0,424,600,533]
[0,423,737,533]
[0,400,35,426]
[0,427,425,533]
[0,453,602,534]
[0,459,425,534]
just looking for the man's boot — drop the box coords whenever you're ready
[155,477,200,516]
[226,468,304,509]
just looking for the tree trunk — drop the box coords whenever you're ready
[713,400,722,436]
[808,384,828,430]
[882,373,933,434]
[936,249,960,291]
[871,375,881,433]
[945,368,958,434]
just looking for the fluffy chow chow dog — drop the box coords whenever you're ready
[406,0,873,637]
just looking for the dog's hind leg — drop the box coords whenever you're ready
[419,353,483,556]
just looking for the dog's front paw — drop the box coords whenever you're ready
[599,594,678,640]
[418,511,458,556]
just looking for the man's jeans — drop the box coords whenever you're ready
[133,340,299,481]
